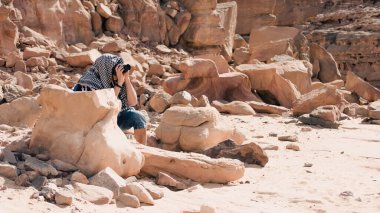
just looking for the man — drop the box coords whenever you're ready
[73,54,147,144]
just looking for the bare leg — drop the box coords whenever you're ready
[134,128,147,145]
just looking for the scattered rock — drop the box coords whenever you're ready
[286,144,300,151]
[55,190,73,205]
[368,100,380,120]
[31,175,48,190]
[345,71,380,102]
[121,182,154,205]
[0,162,18,180]
[65,49,101,67]
[202,140,269,167]
[14,71,33,90]
[278,135,298,142]
[70,171,89,184]
[2,84,28,103]
[74,182,113,205]
[2,150,17,165]
[97,3,112,18]
[263,145,279,151]
[340,191,354,197]
[89,167,127,197]
[141,183,164,199]
[304,163,313,167]
[157,172,188,190]
[51,159,78,172]
[0,96,41,128]
[212,100,256,115]
[147,64,165,77]
[116,193,140,208]
[170,91,192,105]
[200,204,217,213]
[24,157,58,177]
[15,174,30,186]
[149,91,172,113]
[41,182,58,201]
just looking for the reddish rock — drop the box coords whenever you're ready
[96,3,112,18]
[0,7,19,56]
[23,47,51,60]
[105,15,124,33]
[65,49,101,67]
[309,43,341,82]
[345,71,380,102]
[212,100,256,115]
[14,71,33,90]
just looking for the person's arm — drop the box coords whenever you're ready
[124,73,138,107]
[114,64,125,97]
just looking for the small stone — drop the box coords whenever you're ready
[73,182,113,205]
[278,135,298,142]
[116,193,140,208]
[2,150,17,165]
[156,45,172,54]
[157,172,187,190]
[269,132,278,137]
[301,127,312,132]
[31,175,48,190]
[41,183,58,201]
[286,143,300,151]
[36,153,49,161]
[147,64,165,77]
[0,162,18,180]
[51,159,78,172]
[170,91,192,105]
[70,171,89,184]
[55,190,73,205]
[141,183,164,199]
[340,191,354,197]
[15,174,30,186]
[200,204,217,213]
[304,163,313,167]
[121,182,154,205]
[89,167,126,197]
[25,157,58,176]
[187,184,203,193]
[263,145,279,151]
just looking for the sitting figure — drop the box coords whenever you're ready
[73,54,147,144]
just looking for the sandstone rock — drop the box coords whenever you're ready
[368,100,380,120]
[89,167,127,197]
[286,144,300,151]
[310,105,341,123]
[249,26,300,62]
[0,96,41,128]
[55,190,73,205]
[118,52,144,73]
[41,183,58,201]
[101,40,127,53]
[164,71,260,103]
[30,85,144,177]
[149,91,171,113]
[116,193,140,208]
[73,182,113,205]
[147,64,165,77]
[155,106,244,151]
[0,162,18,180]
[211,100,256,115]
[97,3,112,18]
[345,71,380,102]
[122,182,154,205]
[23,47,51,60]
[24,157,58,177]
[141,183,164,199]
[15,174,30,187]
[31,175,48,190]
[233,47,251,65]
[200,204,217,213]
[192,95,210,107]
[202,140,268,167]
[4,51,22,68]
[25,56,49,68]
[247,101,289,115]
[91,11,103,36]
[233,34,248,49]
[170,91,192,105]
[2,84,28,102]
[157,172,188,190]
[217,1,237,61]
[175,59,219,79]
[293,86,345,116]
[120,0,166,43]
[135,143,244,183]
[176,10,191,35]
[51,159,78,172]
[0,7,18,56]
[156,45,172,54]
[310,43,341,82]
[70,171,89,184]
[278,135,298,142]
[65,49,101,67]
[236,64,301,108]
[343,103,369,117]
[195,55,230,74]
[14,0,93,45]
[105,15,124,33]
[14,71,33,90]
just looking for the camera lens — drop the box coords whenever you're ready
[123,64,131,73]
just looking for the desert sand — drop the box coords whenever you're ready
[1,114,379,213]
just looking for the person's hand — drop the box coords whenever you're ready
[124,65,134,82]
[115,64,127,86]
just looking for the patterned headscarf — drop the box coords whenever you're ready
[77,54,128,109]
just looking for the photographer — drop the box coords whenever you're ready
[73,54,147,145]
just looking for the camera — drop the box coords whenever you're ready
[123,64,131,74]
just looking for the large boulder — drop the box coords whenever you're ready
[345,71,380,102]
[65,49,101,67]
[309,43,341,82]
[293,85,345,116]
[249,26,300,62]
[155,106,244,152]
[0,97,41,128]
[0,7,19,56]
[30,85,144,177]
[13,0,94,45]
[236,64,301,108]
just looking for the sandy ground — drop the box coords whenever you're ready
[1,114,380,213]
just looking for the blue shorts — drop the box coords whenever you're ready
[117,108,147,130]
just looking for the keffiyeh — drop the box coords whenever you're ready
[77,54,129,109]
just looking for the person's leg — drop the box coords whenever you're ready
[117,109,147,145]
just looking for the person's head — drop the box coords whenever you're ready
[91,54,125,86]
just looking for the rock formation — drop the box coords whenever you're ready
[30,85,144,177]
